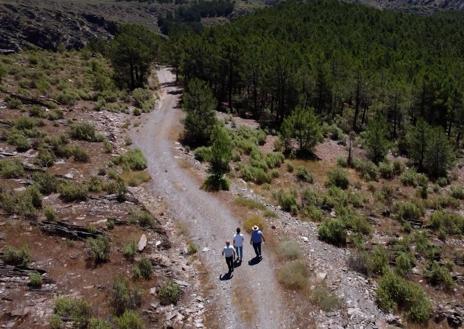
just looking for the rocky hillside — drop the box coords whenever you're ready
[359,0,464,13]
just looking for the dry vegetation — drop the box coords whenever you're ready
[0,50,184,329]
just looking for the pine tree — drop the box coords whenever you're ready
[203,125,232,191]
[183,79,217,146]
[363,112,390,164]
[423,127,454,178]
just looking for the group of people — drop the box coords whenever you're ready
[222,225,266,274]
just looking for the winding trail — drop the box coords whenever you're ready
[131,68,291,328]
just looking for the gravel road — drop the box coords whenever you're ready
[131,68,291,329]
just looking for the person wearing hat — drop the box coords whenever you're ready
[250,225,265,259]
[222,241,236,273]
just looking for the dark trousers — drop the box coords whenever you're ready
[252,242,262,257]
[225,256,234,272]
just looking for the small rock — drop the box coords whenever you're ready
[301,236,309,242]
[316,272,327,281]
[138,234,147,251]
[150,287,157,295]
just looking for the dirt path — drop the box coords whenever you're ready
[131,68,291,329]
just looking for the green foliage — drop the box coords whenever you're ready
[132,88,154,112]
[281,107,323,155]
[318,219,347,246]
[109,24,159,90]
[123,241,137,261]
[129,209,154,228]
[274,189,298,214]
[35,148,56,167]
[395,201,424,223]
[187,241,198,255]
[32,172,59,195]
[158,280,182,305]
[115,310,144,329]
[277,260,308,290]
[59,181,88,202]
[310,285,340,312]
[44,206,56,221]
[376,271,431,323]
[69,123,101,142]
[240,165,271,184]
[326,168,349,189]
[193,146,212,162]
[86,236,110,264]
[429,210,464,235]
[132,258,152,280]
[450,185,464,199]
[243,215,265,233]
[400,168,428,187]
[353,159,379,181]
[425,261,454,289]
[423,127,455,178]
[54,296,92,329]
[71,146,90,163]
[114,149,147,171]
[1,246,31,267]
[295,166,313,183]
[28,271,43,288]
[0,186,42,218]
[183,79,217,146]
[6,129,31,151]
[366,246,389,276]
[111,277,142,315]
[204,125,232,191]
[89,319,112,329]
[0,159,24,178]
[363,114,390,164]
[395,252,414,277]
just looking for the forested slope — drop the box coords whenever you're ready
[169,0,464,153]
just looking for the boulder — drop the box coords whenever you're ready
[138,234,147,252]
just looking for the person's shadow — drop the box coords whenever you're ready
[234,259,242,268]
[219,272,233,281]
[248,256,262,266]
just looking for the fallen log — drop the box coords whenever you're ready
[39,220,104,240]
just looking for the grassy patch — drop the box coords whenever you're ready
[120,170,151,187]
[277,260,308,290]
[158,280,182,305]
[243,215,265,233]
[234,196,266,211]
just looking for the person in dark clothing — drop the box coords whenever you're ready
[222,241,236,273]
[250,225,265,258]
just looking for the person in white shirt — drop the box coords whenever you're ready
[222,241,236,273]
[233,227,244,262]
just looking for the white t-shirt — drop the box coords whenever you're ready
[233,233,244,247]
[223,245,235,257]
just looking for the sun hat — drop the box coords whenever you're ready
[252,225,259,231]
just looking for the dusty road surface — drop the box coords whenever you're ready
[131,68,293,329]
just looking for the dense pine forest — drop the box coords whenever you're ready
[168,0,464,176]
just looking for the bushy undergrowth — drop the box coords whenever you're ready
[318,219,346,246]
[69,122,102,142]
[429,210,464,235]
[86,236,110,264]
[114,149,147,171]
[277,260,308,290]
[243,215,265,233]
[129,208,154,227]
[115,310,145,329]
[425,261,454,289]
[123,241,137,261]
[158,280,182,305]
[326,168,349,189]
[133,258,152,280]
[0,159,24,178]
[1,246,31,267]
[54,296,92,329]
[277,240,301,260]
[274,189,298,214]
[295,166,313,183]
[111,277,142,315]
[376,271,431,323]
[59,181,89,202]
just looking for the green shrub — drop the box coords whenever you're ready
[414,231,442,260]
[318,219,347,246]
[395,252,414,277]
[44,206,56,221]
[379,161,394,179]
[49,314,62,329]
[326,168,349,189]
[240,165,271,184]
[343,212,372,236]
[336,157,348,167]
[234,197,266,210]
[71,146,90,162]
[115,310,144,329]
[54,296,91,328]
[450,185,464,199]
[15,117,37,130]
[366,246,389,276]
[353,159,378,181]
[265,152,285,169]
[103,140,113,154]
[123,241,137,261]
[133,258,152,280]
[277,260,308,290]
[376,271,431,323]
[295,166,313,183]
[57,89,79,105]
[194,146,212,162]
[132,88,154,112]
[429,210,464,235]
[0,159,24,178]
[129,209,154,227]
[59,181,88,202]
[86,236,110,264]
[0,187,41,219]
[301,187,322,208]
[69,123,101,142]
[32,172,59,195]
[310,285,340,311]
[425,261,454,289]
[277,240,301,260]
[89,318,112,329]
[427,195,460,210]
[301,205,325,222]
[400,169,427,187]
[395,201,424,223]
[1,246,31,267]
[35,148,56,167]
[202,174,230,191]
[6,96,22,109]
[114,149,147,171]
[28,271,43,288]
[393,160,404,175]
[437,176,449,187]
[187,242,198,255]
[6,130,31,151]
[274,190,298,214]
[111,277,142,315]
[158,280,182,305]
